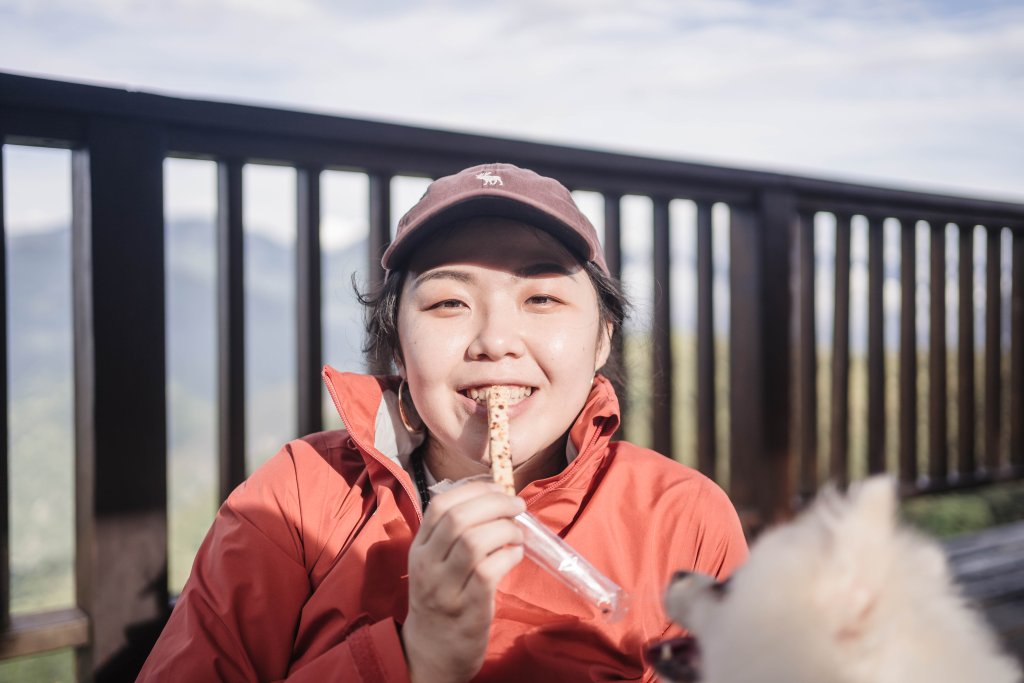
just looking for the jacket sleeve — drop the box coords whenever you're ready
[691,476,749,581]
[136,443,413,683]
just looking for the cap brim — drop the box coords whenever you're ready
[382,195,594,271]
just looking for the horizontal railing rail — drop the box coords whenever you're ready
[2,71,1023,681]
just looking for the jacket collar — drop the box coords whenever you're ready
[321,367,621,524]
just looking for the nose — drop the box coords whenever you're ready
[466,308,525,361]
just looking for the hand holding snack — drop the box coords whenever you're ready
[403,480,526,683]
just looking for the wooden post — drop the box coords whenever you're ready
[867,216,886,474]
[603,194,627,435]
[1011,228,1024,473]
[958,224,976,480]
[831,213,852,487]
[984,226,1002,473]
[73,118,169,681]
[296,167,323,436]
[929,221,949,486]
[652,198,673,458]
[729,190,796,531]
[367,172,391,376]
[217,160,246,501]
[899,219,919,487]
[696,201,717,478]
[794,210,817,498]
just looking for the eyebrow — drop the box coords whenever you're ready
[412,269,473,288]
[413,262,576,288]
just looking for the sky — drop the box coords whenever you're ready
[2,0,1023,208]
[1,0,1021,345]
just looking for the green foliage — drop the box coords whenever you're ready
[901,481,1024,539]
[0,649,74,683]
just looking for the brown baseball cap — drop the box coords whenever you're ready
[381,163,609,275]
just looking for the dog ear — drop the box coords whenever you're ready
[848,475,898,532]
[815,476,897,643]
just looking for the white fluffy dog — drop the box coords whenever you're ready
[658,476,1021,683]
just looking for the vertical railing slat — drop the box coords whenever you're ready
[651,198,672,458]
[900,219,919,487]
[367,173,391,376]
[830,213,851,487]
[867,216,886,474]
[929,221,949,485]
[1011,227,1024,472]
[795,210,817,497]
[217,160,246,501]
[984,226,1002,473]
[603,194,626,435]
[296,167,323,436]
[958,224,976,480]
[729,203,760,522]
[0,143,9,630]
[696,201,716,478]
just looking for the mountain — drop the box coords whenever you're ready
[7,218,369,404]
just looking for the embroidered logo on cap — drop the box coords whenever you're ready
[475,171,503,187]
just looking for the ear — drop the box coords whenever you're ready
[816,476,896,643]
[848,475,897,530]
[595,321,613,372]
[393,352,406,379]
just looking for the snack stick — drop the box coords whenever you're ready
[487,386,515,495]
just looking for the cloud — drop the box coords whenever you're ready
[2,0,1023,202]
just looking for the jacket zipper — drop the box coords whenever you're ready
[323,374,424,523]
[525,417,610,508]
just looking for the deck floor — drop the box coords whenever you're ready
[944,520,1024,665]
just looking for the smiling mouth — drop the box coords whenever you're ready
[459,385,535,405]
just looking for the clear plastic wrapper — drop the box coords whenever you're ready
[514,510,629,622]
[428,476,629,621]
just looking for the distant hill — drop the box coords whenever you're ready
[7,218,369,404]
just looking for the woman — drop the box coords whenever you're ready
[138,163,747,682]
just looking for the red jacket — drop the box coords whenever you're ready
[138,368,748,682]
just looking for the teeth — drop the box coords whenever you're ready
[464,385,533,405]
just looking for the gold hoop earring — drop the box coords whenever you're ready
[397,379,425,436]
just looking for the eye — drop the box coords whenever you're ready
[526,294,561,307]
[428,299,467,310]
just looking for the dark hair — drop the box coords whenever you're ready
[355,262,630,382]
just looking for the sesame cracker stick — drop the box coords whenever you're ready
[487,386,515,495]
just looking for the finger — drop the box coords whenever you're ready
[462,543,526,598]
[437,518,524,604]
[418,491,525,564]
[416,481,507,546]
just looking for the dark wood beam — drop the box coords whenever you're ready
[831,214,852,487]
[696,201,717,479]
[651,198,673,458]
[217,160,246,500]
[296,166,323,436]
[730,190,797,530]
[72,118,169,681]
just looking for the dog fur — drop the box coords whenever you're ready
[663,476,1021,683]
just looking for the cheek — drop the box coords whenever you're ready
[399,317,467,381]
[536,320,599,369]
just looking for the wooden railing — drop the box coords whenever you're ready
[1,72,1023,681]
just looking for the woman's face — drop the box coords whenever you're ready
[397,218,610,471]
